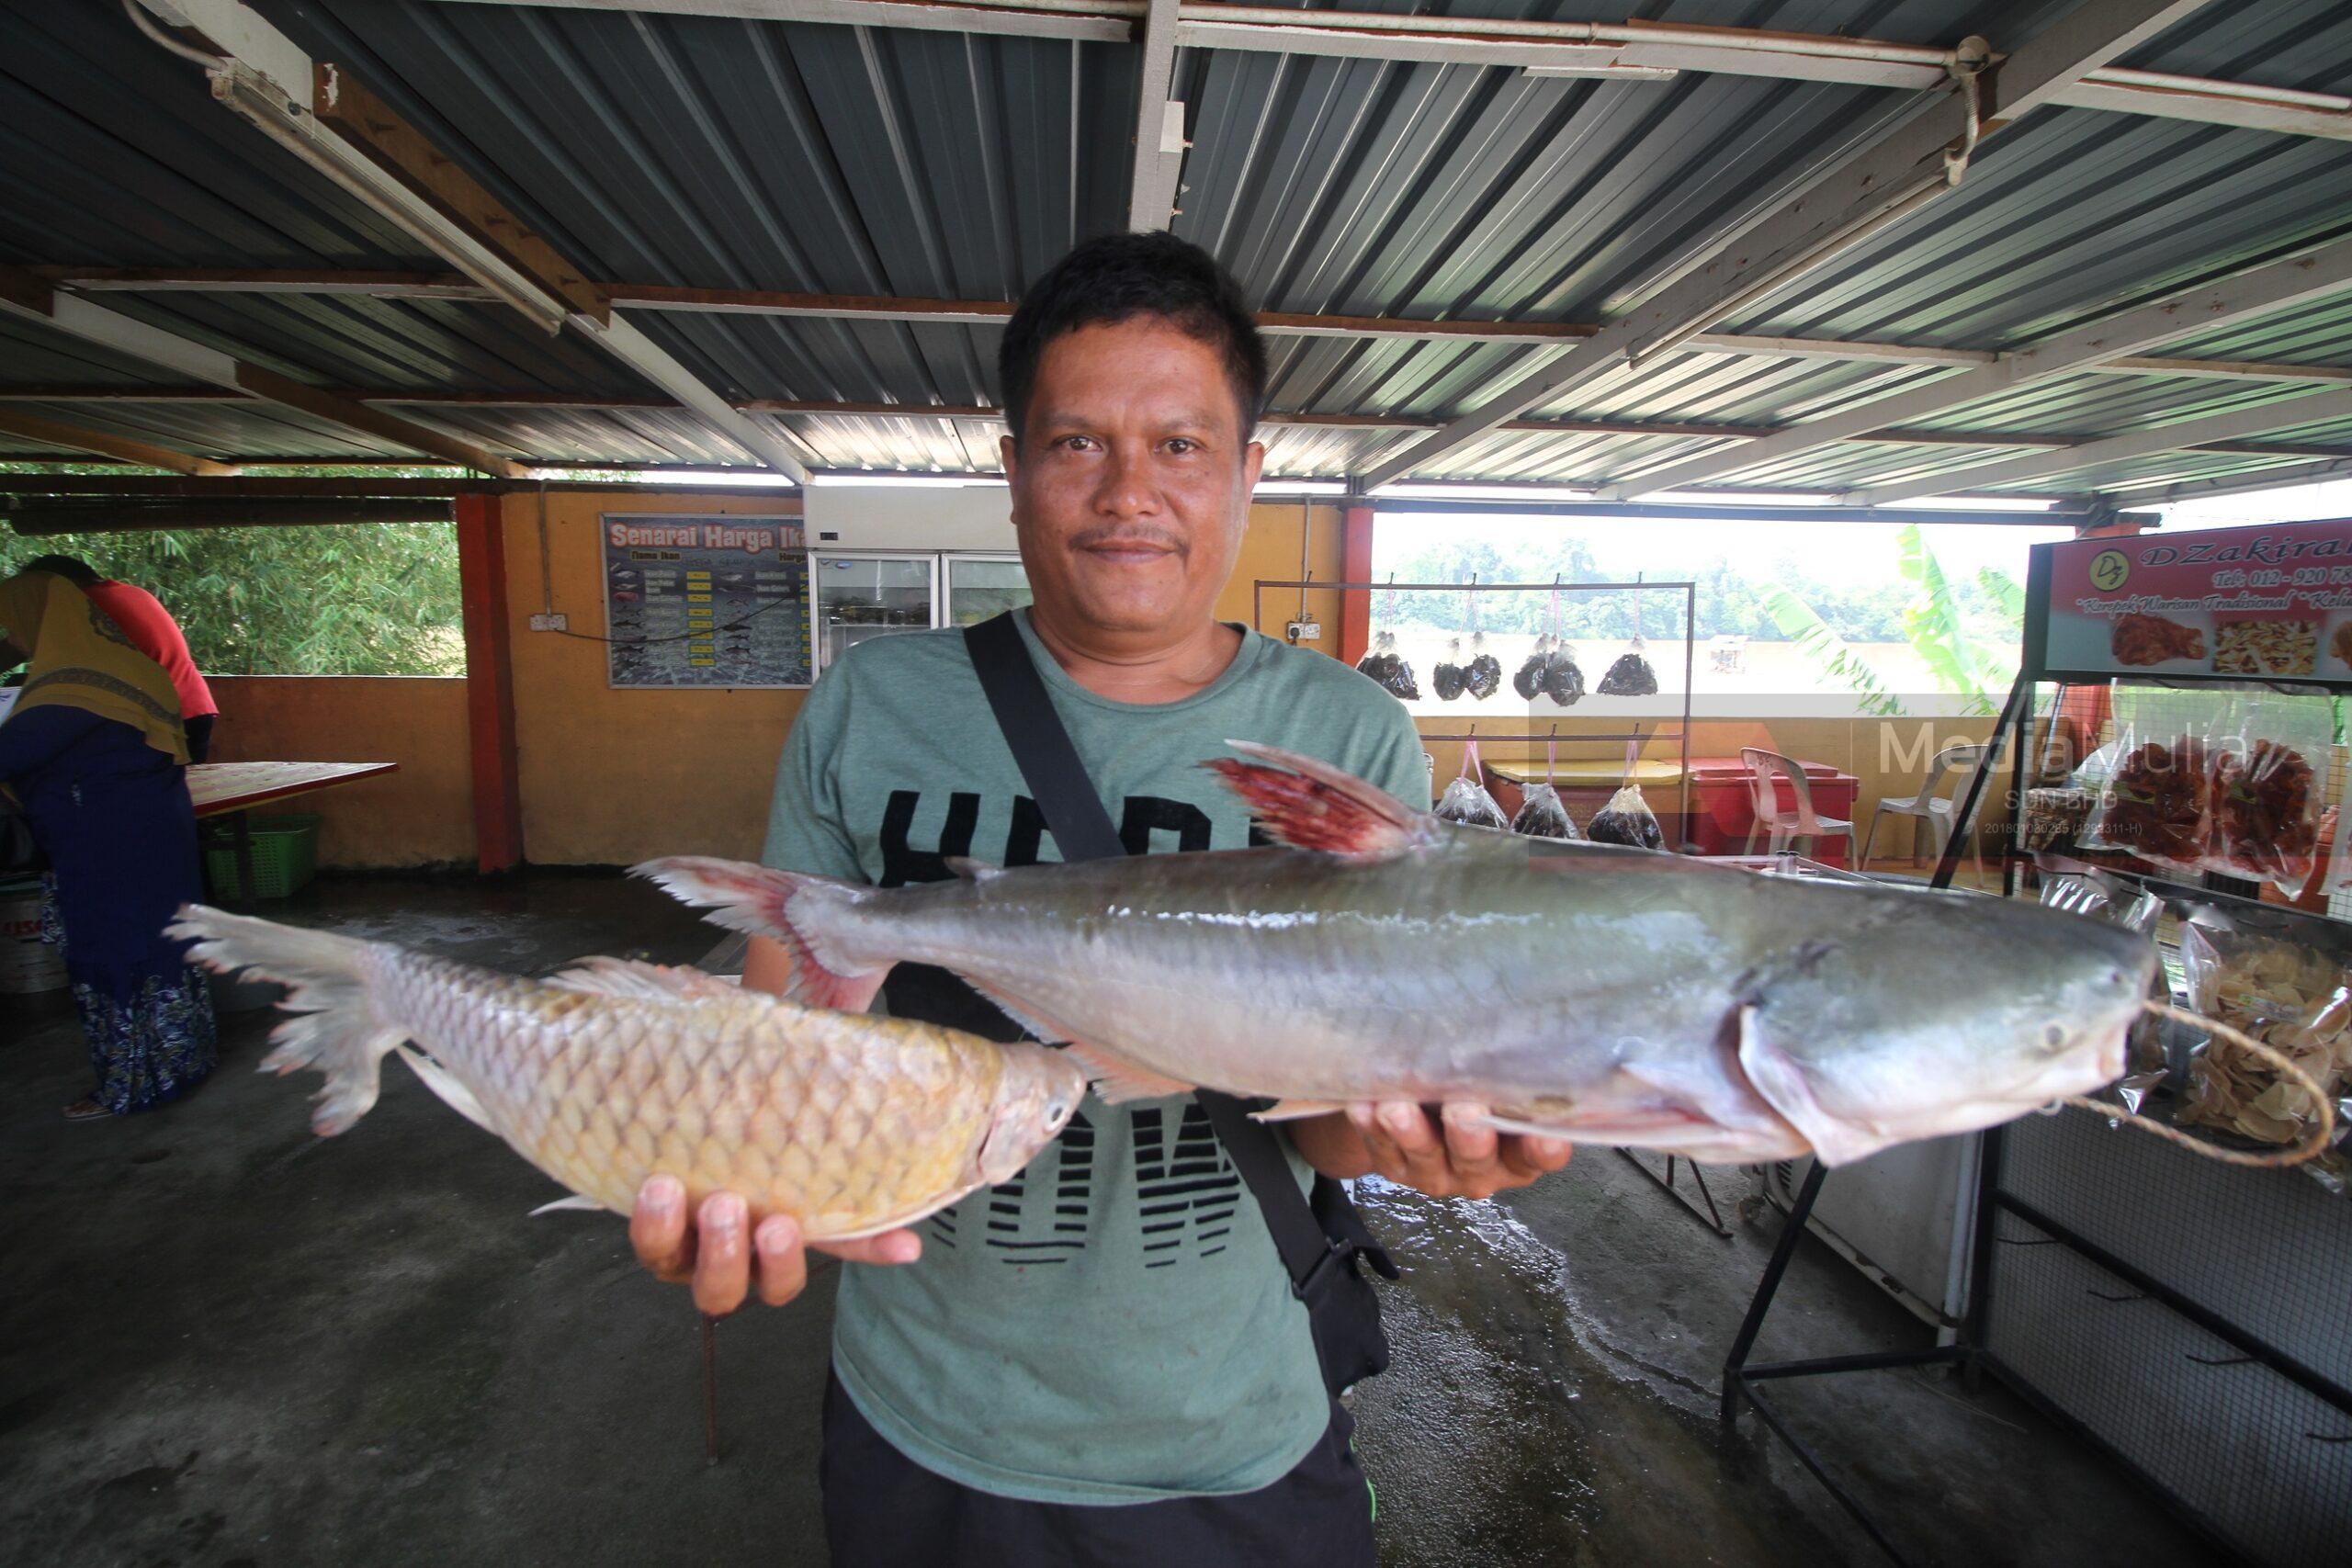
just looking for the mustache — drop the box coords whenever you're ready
[1071,526,1185,555]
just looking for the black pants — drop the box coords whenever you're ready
[184,715,214,764]
[820,1371,1376,1568]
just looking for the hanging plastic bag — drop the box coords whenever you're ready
[1597,575,1658,696]
[2209,690,2332,898]
[1511,736,1583,840]
[1464,630,1501,701]
[1434,737,1510,830]
[1586,739,1663,850]
[2078,721,2212,874]
[1431,635,1466,702]
[1540,642,1586,705]
[2178,911,2352,1193]
[1512,633,1550,700]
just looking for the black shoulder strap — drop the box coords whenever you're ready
[960,612,1339,1294]
[963,613,1125,863]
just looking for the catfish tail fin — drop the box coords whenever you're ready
[165,904,405,1135]
[630,857,892,1011]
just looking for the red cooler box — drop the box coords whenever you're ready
[1687,756,1859,868]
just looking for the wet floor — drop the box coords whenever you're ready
[0,872,2218,1567]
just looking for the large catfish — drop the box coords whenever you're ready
[641,744,2154,1167]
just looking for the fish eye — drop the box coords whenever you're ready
[2043,1024,2067,1050]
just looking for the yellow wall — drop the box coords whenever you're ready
[501,492,1345,866]
[208,675,474,868]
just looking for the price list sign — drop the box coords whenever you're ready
[602,514,813,689]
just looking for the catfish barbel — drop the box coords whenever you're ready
[641,743,2154,1168]
[166,908,1084,1237]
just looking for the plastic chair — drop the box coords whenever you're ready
[1738,747,1853,861]
[1860,742,1987,883]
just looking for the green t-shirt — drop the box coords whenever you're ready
[763,610,1428,1505]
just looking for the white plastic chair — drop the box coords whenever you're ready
[1860,742,1987,882]
[1739,747,1853,860]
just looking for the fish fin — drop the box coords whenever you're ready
[1204,741,1438,859]
[547,956,741,1005]
[1464,1111,1585,1142]
[528,1194,605,1217]
[631,856,891,1012]
[394,1045,497,1134]
[943,856,1003,882]
[951,978,1193,1102]
[1251,1099,1349,1122]
[167,904,405,1136]
[1735,1006,1880,1168]
[1063,1042,1197,1105]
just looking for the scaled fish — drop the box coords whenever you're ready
[167,908,1084,1238]
[640,744,2154,1168]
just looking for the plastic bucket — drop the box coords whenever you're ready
[0,875,65,994]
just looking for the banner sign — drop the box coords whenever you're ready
[602,514,813,689]
[2038,518,2352,683]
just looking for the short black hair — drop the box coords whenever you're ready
[999,231,1266,448]
[22,554,98,585]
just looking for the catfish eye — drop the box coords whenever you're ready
[2043,1024,2068,1050]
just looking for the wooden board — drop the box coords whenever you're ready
[187,761,399,818]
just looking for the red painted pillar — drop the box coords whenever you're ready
[456,491,524,873]
[1337,502,1374,667]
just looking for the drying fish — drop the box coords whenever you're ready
[640,743,2156,1168]
[164,907,1083,1238]
[1511,782,1581,841]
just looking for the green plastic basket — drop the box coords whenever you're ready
[203,813,321,900]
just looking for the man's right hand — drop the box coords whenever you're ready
[628,1174,922,1316]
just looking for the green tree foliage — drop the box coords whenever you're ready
[1764,525,2023,715]
[0,523,463,676]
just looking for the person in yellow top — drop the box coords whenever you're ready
[0,570,215,1119]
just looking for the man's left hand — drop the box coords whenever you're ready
[1295,1101,1572,1200]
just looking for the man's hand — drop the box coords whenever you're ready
[628,1175,921,1316]
[1293,1101,1572,1201]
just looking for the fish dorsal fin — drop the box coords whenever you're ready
[1204,739,1437,860]
[546,956,743,1004]
[943,856,1004,882]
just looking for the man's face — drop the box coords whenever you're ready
[1001,318,1264,642]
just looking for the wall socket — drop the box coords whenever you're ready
[1286,619,1323,642]
[528,613,569,632]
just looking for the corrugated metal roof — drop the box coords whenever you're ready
[0,0,2346,503]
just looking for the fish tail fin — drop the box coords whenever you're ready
[631,856,892,1011]
[166,904,405,1136]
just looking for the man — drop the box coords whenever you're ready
[22,556,219,762]
[630,232,1572,1562]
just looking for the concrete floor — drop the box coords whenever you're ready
[0,872,2219,1568]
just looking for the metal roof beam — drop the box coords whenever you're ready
[1853,387,2352,506]
[423,1,2352,140]
[0,408,239,477]
[2096,457,2352,504]
[132,1,807,481]
[1612,234,2352,499]
[1359,0,2209,491]
[1126,0,1184,231]
[0,274,531,477]
[38,267,2352,384]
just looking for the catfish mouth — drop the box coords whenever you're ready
[1735,1001,2140,1168]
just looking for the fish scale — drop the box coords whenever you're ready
[165,908,1087,1241]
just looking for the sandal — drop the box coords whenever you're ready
[62,1098,112,1122]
